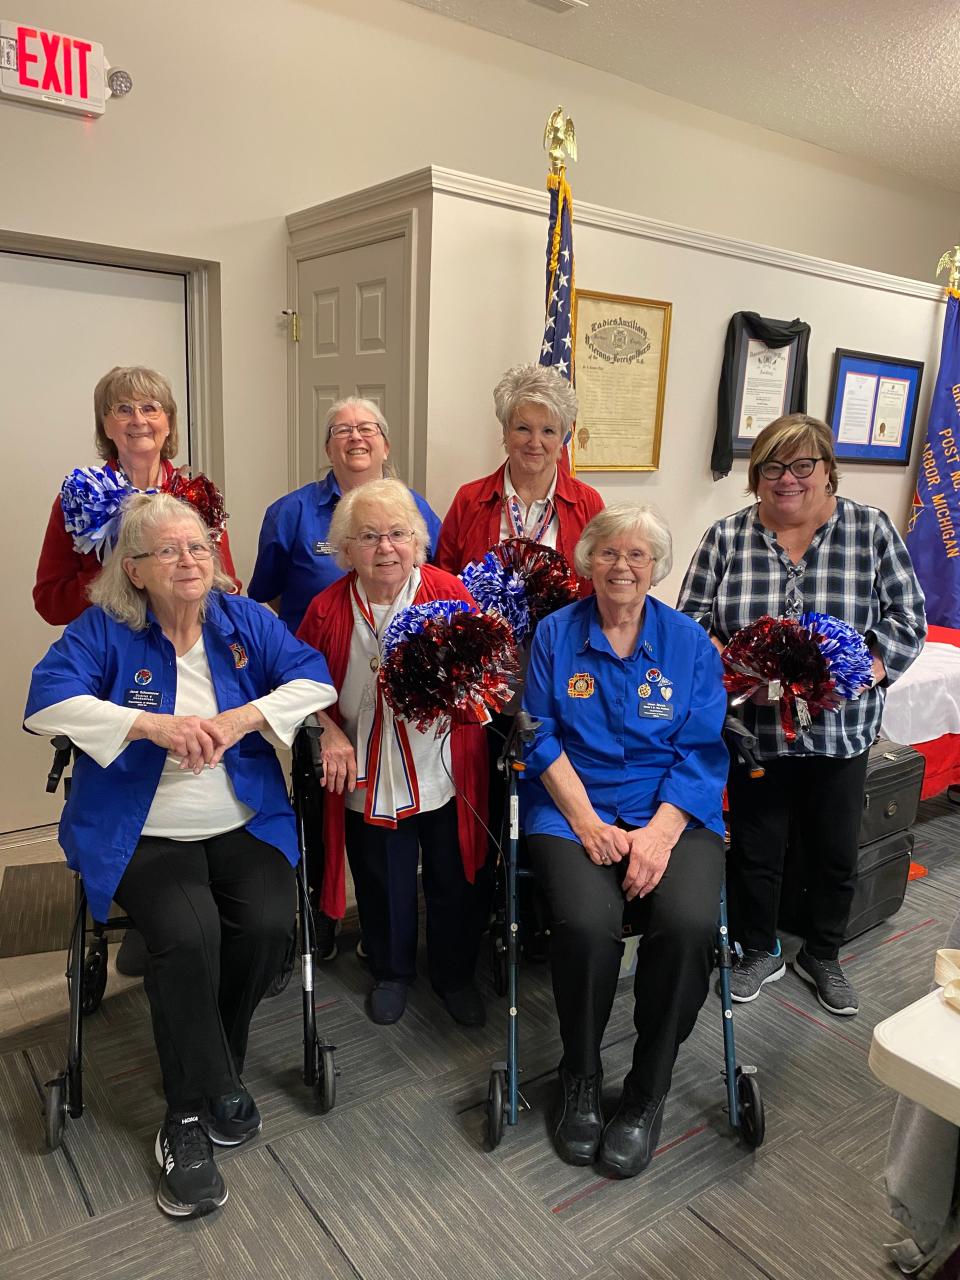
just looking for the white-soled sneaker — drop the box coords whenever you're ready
[729,948,786,1002]
[155,1110,227,1218]
[792,948,859,1016]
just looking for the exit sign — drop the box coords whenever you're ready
[0,20,105,115]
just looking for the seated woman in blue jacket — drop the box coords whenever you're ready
[521,504,728,1178]
[25,492,336,1222]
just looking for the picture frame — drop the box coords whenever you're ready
[571,289,672,471]
[730,330,803,457]
[825,348,924,466]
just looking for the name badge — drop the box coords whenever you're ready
[638,699,674,721]
[124,688,162,710]
[314,539,333,555]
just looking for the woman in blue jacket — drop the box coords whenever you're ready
[26,492,336,1222]
[521,505,728,1179]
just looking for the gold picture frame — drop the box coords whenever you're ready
[572,289,672,471]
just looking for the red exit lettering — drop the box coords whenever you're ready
[15,25,94,100]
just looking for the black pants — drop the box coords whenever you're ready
[726,750,870,960]
[113,828,296,1111]
[527,827,724,1098]
[345,799,479,993]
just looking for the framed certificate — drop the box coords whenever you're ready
[572,289,672,471]
[825,349,924,466]
[730,333,802,456]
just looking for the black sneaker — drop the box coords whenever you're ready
[553,1066,603,1166]
[792,948,859,1016]
[728,948,786,1002]
[205,1086,262,1147]
[155,1111,227,1218]
[314,911,339,962]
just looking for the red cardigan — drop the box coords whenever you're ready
[34,459,240,625]
[435,461,604,594]
[296,564,489,920]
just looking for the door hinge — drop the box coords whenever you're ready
[281,309,300,342]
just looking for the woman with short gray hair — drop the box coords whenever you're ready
[520,504,728,1177]
[436,363,603,590]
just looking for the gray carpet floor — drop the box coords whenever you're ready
[1,795,959,1279]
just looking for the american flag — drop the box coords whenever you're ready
[539,168,575,384]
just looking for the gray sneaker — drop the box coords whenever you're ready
[792,948,858,1016]
[729,948,786,1002]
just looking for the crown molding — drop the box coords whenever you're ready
[288,165,943,304]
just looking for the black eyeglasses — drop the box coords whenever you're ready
[758,457,826,481]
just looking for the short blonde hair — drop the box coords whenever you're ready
[93,367,179,462]
[747,414,839,496]
[574,505,673,586]
[88,492,233,630]
[328,478,429,570]
[493,364,579,436]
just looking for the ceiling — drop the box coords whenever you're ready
[399,0,960,194]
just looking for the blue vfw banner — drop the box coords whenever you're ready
[906,292,960,627]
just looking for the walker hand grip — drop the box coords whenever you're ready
[46,736,73,794]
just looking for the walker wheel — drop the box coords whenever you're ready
[314,1043,336,1113]
[265,931,297,998]
[81,942,108,1015]
[486,1068,506,1149]
[489,928,508,998]
[45,1075,66,1150]
[736,1070,765,1148]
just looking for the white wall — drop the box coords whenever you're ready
[2,0,957,578]
[426,189,943,603]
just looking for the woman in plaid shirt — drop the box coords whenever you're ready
[678,414,925,1017]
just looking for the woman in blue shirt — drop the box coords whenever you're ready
[522,505,728,1178]
[26,493,337,1221]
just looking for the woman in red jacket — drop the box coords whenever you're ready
[34,366,239,626]
[435,363,603,588]
[298,479,488,1028]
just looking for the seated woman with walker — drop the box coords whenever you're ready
[25,492,337,1221]
[521,504,728,1177]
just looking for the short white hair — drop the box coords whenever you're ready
[573,505,673,585]
[493,364,579,435]
[328,478,429,570]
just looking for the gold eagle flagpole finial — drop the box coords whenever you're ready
[936,245,960,293]
[544,106,577,175]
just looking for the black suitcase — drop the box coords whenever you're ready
[779,829,913,942]
[859,739,925,846]
[842,830,913,942]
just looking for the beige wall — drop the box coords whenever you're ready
[3,0,958,577]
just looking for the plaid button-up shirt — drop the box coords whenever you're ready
[676,497,926,759]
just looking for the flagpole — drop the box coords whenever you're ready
[541,106,578,472]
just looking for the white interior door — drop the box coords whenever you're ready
[296,237,407,486]
[0,251,188,836]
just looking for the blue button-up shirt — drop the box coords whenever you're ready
[25,593,333,922]
[521,594,728,842]
[249,473,443,633]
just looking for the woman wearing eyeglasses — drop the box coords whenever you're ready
[26,492,337,1219]
[34,366,240,627]
[249,398,441,635]
[520,505,728,1176]
[248,398,441,960]
[678,414,925,1017]
[296,479,488,1028]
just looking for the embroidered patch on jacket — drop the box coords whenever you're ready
[567,673,595,698]
[134,668,153,686]
[230,642,249,670]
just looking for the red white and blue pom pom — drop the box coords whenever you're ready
[60,467,140,558]
[799,612,874,700]
[460,552,530,642]
[379,599,519,733]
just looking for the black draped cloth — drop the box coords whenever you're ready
[711,312,810,479]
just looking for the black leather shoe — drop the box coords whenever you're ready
[366,980,408,1024]
[553,1066,603,1166]
[441,984,486,1027]
[598,1086,666,1178]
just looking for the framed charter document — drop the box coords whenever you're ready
[572,289,672,471]
[825,348,923,466]
[730,332,804,456]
